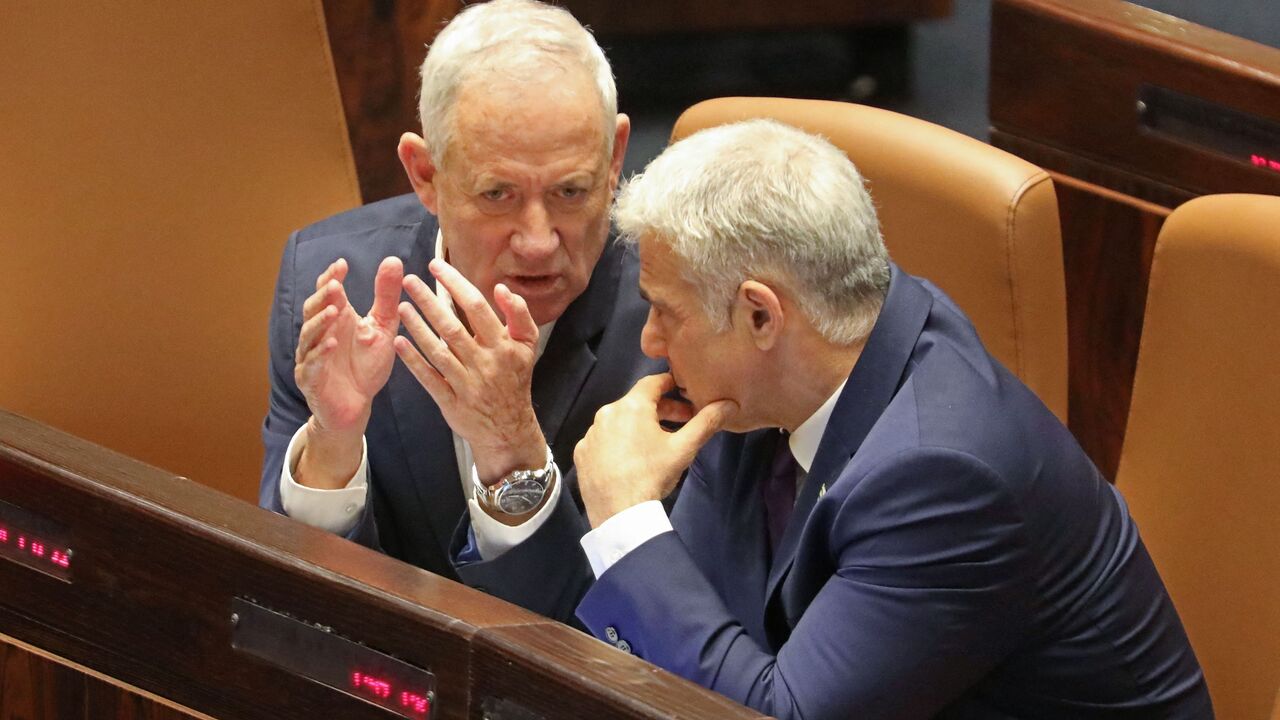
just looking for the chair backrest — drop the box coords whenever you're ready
[671,97,1067,420]
[1116,193,1280,720]
[0,2,363,500]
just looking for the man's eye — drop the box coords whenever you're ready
[480,189,509,202]
[557,187,586,200]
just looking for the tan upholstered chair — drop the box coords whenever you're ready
[671,97,1067,420]
[0,2,362,500]
[1116,194,1280,720]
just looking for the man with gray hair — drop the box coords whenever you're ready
[474,119,1212,718]
[259,0,660,603]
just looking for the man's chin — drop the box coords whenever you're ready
[524,297,571,327]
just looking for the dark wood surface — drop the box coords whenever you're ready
[322,1,952,203]
[1,643,84,720]
[989,0,1280,478]
[84,676,198,720]
[322,0,459,202]
[0,410,762,719]
[562,0,952,34]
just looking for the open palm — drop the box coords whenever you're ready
[295,257,404,434]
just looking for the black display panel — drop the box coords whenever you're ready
[0,499,74,582]
[230,597,436,719]
[1138,84,1280,173]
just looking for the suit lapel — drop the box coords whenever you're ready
[385,232,625,554]
[764,266,934,617]
[530,241,624,462]
[386,220,466,557]
[726,431,776,640]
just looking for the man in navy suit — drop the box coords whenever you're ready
[459,119,1214,717]
[258,0,658,582]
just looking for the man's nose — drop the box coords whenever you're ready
[511,200,559,261]
[640,311,666,359]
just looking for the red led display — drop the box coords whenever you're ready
[0,500,74,582]
[0,523,72,571]
[232,598,437,719]
[1251,154,1280,173]
[351,672,431,717]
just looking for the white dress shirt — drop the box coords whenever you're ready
[579,379,847,578]
[279,231,559,559]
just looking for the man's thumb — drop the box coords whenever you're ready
[677,399,738,448]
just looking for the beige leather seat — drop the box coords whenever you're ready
[1116,194,1280,720]
[0,2,362,500]
[671,97,1067,420]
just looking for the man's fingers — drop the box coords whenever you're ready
[630,373,677,402]
[397,301,465,380]
[403,273,478,361]
[295,336,338,389]
[314,258,348,292]
[429,259,505,343]
[495,284,539,345]
[657,396,696,425]
[295,305,339,364]
[369,256,405,327]
[392,335,455,404]
[674,399,737,450]
[302,278,349,322]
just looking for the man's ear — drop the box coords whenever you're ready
[733,280,784,351]
[397,132,440,214]
[608,113,632,192]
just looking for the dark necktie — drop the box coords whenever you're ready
[762,430,799,556]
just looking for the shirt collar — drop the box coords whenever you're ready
[434,230,556,359]
[787,377,847,474]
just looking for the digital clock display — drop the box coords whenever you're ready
[0,499,73,582]
[231,598,436,719]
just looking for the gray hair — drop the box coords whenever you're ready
[417,0,617,163]
[614,119,891,345]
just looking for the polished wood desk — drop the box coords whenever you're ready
[0,410,762,719]
[990,0,1280,478]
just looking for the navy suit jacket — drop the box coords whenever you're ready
[470,266,1213,718]
[260,194,660,580]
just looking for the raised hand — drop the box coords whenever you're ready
[293,256,403,487]
[574,373,737,528]
[394,258,547,484]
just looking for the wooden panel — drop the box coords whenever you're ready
[562,0,952,34]
[321,1,952,203]
[990,0,1280,478]
[0,642,83,720]
[0,410,760,719]
[471,623,762,720]
[84,676,198,720]
[1053,177,1166,479]
[991,0,1280,198]
[322,0,460,202]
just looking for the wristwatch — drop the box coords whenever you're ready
[473,449,557,515]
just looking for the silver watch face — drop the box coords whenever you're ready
[495,475,548,514]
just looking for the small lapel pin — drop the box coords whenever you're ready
[818,483,827,498]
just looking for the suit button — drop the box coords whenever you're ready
[615,639,631,654]
[604,626,619,643]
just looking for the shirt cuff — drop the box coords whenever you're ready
[579,500,672,578]
[279,422,369,535]
[468,454,562,561]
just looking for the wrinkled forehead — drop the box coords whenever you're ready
[443,65,611,167]
[638,236,694,297]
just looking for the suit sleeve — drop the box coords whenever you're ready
[449,466,594,625]
[575,447,1036,720]
[258,229,380,548]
